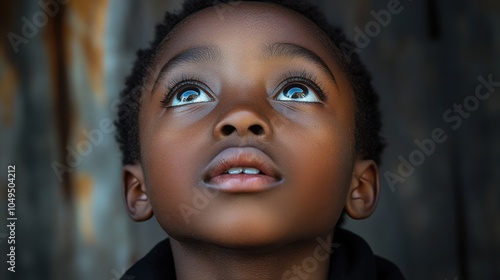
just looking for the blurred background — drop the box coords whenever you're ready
[0,0,499,279]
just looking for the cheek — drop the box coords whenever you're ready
[277,114,355,230]
[140,112,215,233]
[142,136,196,232]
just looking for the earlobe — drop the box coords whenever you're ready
[345,159,380,220]
[123,164,153,221]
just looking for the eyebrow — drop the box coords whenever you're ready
[152,46,221,93]
[262,42,337,85]
[152,42,337,93]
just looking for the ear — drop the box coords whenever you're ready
[345,159,380,220]
[122,163,153,221]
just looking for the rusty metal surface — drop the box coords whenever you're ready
[1,0,498,279]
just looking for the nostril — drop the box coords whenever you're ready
[249,124,264,135]
[221,125,236,136]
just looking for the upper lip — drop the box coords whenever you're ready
[204,147,281,181]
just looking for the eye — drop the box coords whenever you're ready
[275,84,321,103]
[170,87,212,107]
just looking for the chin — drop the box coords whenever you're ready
[168,214,298,250]
[212,226,292,250]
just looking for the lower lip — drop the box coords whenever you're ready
[206,174,280,193]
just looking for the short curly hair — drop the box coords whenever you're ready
[115,0,385,165]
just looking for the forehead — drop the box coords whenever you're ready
[156,2,337,65]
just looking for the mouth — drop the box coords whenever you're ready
[203,147,282,193]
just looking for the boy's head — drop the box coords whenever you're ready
[116,0,385,248]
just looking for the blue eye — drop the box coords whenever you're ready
[170,87,212,107]
[276,84,321,103]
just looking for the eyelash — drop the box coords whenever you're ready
[160,74,206,108]
[276,70,328,102]
[160,70,327,107]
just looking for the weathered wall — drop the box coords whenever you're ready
[0,0,498,279]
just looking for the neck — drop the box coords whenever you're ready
[170,233,334,280]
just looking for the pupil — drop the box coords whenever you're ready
[178,88,200,102]
[285,85,307,99]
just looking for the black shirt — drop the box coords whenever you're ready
[122,229,405,279]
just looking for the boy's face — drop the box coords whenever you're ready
[129,2,377,248]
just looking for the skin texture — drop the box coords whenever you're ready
[123,2,380,279]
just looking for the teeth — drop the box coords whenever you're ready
[227,167,243,174]
[243,167,260,175]
[226,167,261,175]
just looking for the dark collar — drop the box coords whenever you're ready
[122,229,405,280]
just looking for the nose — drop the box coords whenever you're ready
[214,108,272,140]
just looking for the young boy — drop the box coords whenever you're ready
[115,0,405,279]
